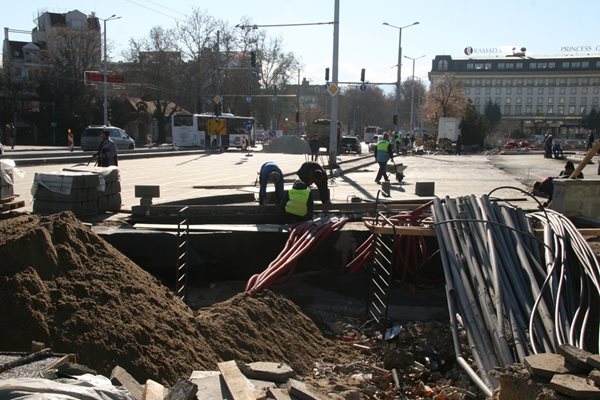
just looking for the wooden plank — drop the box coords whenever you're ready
[363,221,436,237]
[570,140,600,179]
[0,200,25,211]
[218,360,258,400]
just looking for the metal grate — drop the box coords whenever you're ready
[175,206,190,303]
[367,212,396,324]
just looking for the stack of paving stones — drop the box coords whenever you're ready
[520,344,600,399]
[62,166,122,214]
[32,171,100,217]
[0,162,14,200]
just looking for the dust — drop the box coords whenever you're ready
[0,212,338,386]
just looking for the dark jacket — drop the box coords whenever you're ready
[296,161,330,203]
[258,162,284,204]
[282,180,314,220]
[98,138,118,167]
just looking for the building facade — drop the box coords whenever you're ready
[429,53,600,136]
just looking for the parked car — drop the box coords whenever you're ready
[340,136,362,154]
[80,126,135,151]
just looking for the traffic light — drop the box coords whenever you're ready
[360,68,365,82]
[325,68,330,82]
[250,51,256,68]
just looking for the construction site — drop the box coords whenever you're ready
[1,138,600,400]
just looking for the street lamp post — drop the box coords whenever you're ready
[101,14,121,126]
[382,21,419,134]
[404,54,425,133]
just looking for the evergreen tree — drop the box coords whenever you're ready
[460,102,489,146]
[484,100,501,129]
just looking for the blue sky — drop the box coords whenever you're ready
[3,0,600,90]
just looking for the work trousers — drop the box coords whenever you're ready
[375,162,389,182]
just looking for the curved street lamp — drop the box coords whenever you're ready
[382,21,419,133]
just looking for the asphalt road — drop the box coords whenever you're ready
[5,146,598,213]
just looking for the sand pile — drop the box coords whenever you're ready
[0,212,336,384]
[196,291,337,374]
[263,135,311,154]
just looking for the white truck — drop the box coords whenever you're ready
[364,126,383,144]
[437,117,461,142]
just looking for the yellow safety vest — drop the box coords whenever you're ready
[376,140,390,162]
[285,188,310,217]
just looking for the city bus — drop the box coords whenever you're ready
[171,113,255,149]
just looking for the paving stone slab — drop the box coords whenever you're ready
[558,344,594,372]
[524,353,581,380]
[240,361,295,383]
[550,374,600,399]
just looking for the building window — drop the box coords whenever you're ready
[505,97,512,104]
[464,79,472,86]
[474,97,481,105]
[548,97,554,104]
[475,63,484,70]
[516,63,524,69]
[475,88,481,95]
[558,105,565,115]
[572,62,581,69]
[526,79,534,86]
[475,79,482,86]
[465,88,471,95]
[530,62,537,69]
[549,62,556,69]
[569,106,576,114]
[571,87,577,94]
[559,78,567,86]
[536,78,545,86]
[562,62,570,69]
[516,97,522,105]
[594,87,600,94]
[495,97,501,104]
[527,88,534,95]
[495,88,502,95]
[583,87,589,94]
[516,79,523,86]
[485,79,492,86]
[504,78,513,86]
[498,63,505,70]
[537,97,543,105]
[506,88,512,95]
[515,105,522,114]
[582,97,587,104]
[547,106,554,114]
[583,61,590,68]
[526,105,533,114]
[548,78,556,86]
[593,97,600,105]
[569,96,576,104]
[484,63,492,70]
[516,87,523,95]
[549,88,555,94]
[438,59,449,70]
[559,87,566,94]
[580,105,587,114]
[538,87,544,95]
[504,105,511,114]
[484,87,491,95]
[526,97,533,105]
[536,105,544,114]
[559,97,565,104]
[467,63,474,70]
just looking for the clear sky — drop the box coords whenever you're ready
[3,0,600,90]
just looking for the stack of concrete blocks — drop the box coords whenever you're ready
[0,160,15,200]
[32,171,100,217]
[63,166,122,213]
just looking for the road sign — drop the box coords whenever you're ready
[207,119,226,135]
[245,96,252,103]
[84,71,125,84]
[360,84,367,91]
[245,121,253,132]
[213,95,222,104]
[327,83,339,96]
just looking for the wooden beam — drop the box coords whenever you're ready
[570,140,600,179]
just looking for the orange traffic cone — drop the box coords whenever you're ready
[67,128,74,152]
[146,134,152,147]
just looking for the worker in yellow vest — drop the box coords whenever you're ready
[374,133,394,183]
[283,180,314,221]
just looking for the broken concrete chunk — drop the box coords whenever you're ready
[589,354,600,370]
[589,370,600,386]
[164,379,198,400]
[558,344,594,372]
[268,387,292,400]
[57,362,98,378]
[189,375,230,400]
[189,370,220,380]
[286,378,323,400]
[240,361,296,383]
[142,379,167,400]
[524,353,579,380]
[550,374,600,399]
[110,365,143,400]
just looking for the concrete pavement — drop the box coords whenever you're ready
[8,148,599,214]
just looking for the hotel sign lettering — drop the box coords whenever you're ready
[560,45,600,53]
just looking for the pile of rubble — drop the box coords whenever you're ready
[263,135,311,154]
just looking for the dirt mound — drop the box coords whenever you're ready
[196,291,337,374]
[263,136,311,154]
[0,212,219,385]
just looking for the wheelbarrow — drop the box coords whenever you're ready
[386,161,406,183]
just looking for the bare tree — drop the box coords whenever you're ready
[421,74,468,130]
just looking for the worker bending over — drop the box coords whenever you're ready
[282,179,314,221]
[296,161,330,204]
[258,162,284,205]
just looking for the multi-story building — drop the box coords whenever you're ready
[429,53,600,136]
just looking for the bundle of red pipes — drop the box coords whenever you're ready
[245,216,351,295]
[346,201,439,285]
